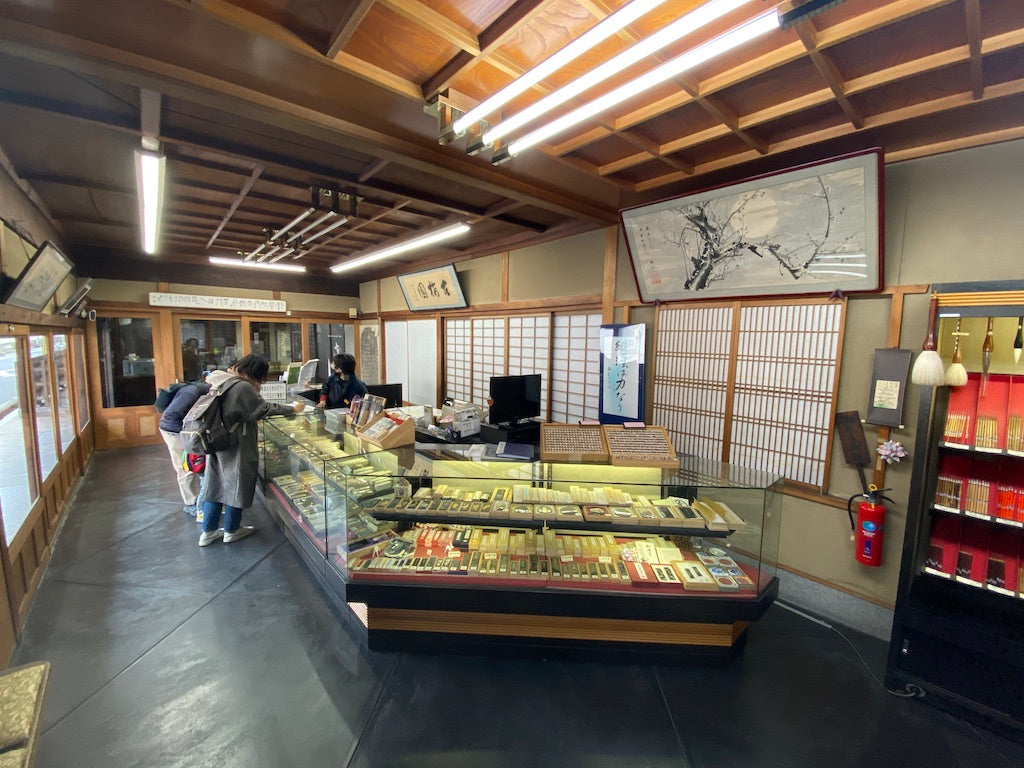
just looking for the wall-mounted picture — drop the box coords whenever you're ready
[620,149,882,303]
[398,264,467,311]
[3,240,75,312]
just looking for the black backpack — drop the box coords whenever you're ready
[180,377,244,454]
[154,382,189,413]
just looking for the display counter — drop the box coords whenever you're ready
[259,410,782,661]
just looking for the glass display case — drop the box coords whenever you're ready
[259,410,783,660]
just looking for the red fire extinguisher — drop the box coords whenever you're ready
[847,484,893,567]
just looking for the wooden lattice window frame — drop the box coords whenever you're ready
[653,297,846,492]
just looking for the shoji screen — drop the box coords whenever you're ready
[471,317,505,405]
[507,315,550,420]
[654,300,844,489]
[653,305,732,461]
[445,318,472,402]
[550,313,601,423]
[730,302,842,487]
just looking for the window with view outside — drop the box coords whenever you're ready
[0,336,36,544]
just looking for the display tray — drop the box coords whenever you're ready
[540,423,609,463]
[602,425,679,468]
[268,483,328,556]
[361,511,732,538]
[344,562,771,597]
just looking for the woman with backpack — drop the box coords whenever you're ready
[198,354,305,547]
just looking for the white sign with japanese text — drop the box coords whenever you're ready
[149,292,286,313]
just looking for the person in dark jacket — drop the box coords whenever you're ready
[316,353,367,409]
[199,355,305,547]
[158,379,211,516]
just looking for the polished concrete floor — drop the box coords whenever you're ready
[11,444,1024,767]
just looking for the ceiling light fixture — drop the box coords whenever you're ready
[482,0,748,146]
[494,11,779,163]
[304,215,349,244]
[330,223,470,274]
[287,210,335,243]
[267,247,295,263]
[209,256,306,273]
[276,207,316,239]
[133,149,165,254]
[452,0,674,136]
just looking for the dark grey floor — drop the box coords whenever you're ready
[12,444,1024,767]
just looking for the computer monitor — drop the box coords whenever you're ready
[488,374,541,427]
[365,383,403,408]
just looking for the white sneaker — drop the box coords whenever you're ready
[223,526,255,544]
[198,530,223,547]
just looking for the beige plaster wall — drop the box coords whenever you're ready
[87,279,358,313]
[508,230,604,301]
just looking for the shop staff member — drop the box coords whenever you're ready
[316,353,367,409]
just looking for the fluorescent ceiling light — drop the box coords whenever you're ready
[330,223,470,274]
[505,12,779,157]
[209,256,306,273]
[303,215,348,244]
[287,210,336,243]
[133,149,165,254]
[453,0,673,135]
[258,245,280,263]
[245,242,266,262]
[483,0,748,145]
[267,247,294,263]
[276,207,315,238]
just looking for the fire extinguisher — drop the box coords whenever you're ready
[847,484,893,567]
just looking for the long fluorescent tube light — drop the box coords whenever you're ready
[276,207,315,239]
[133,149,165,254]
[330,223,470,274]
[453,0,673,135]
[209,256,306,273]
[257,245,280,263]
[483,0,748,145]
[267,247,294,263]
[503,12,779,158]
[245,242,266,262]
[287,210,335,243]
[303,215,348,244]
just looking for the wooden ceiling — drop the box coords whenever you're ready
[0,0,1021,295]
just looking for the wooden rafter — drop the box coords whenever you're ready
[378,0,479,55]
[963,0,983,100]
[793,21,863,129]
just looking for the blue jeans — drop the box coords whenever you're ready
[202,501,242,534]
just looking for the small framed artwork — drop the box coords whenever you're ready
[4,241,74,311]
[620,149,883,302]
[398,264,467,311]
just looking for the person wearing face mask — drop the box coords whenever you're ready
[198,354,305,547]
[316,353,367,410]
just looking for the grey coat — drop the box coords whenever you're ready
[203,370,295,509]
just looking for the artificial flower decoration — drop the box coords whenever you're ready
[877,440,908,465]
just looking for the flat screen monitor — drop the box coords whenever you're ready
[488,374,541,426]
[365,383,403,408]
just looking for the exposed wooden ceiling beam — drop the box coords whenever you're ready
[206,163,263,248]
[634,76,1024,192]
[794,21,864,129]
[964,0,983,100]
[325,0,376,59]
[421,0,550,100]
[573,22,1024,181]
[551,0,961,158]
[378,0,479,56]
